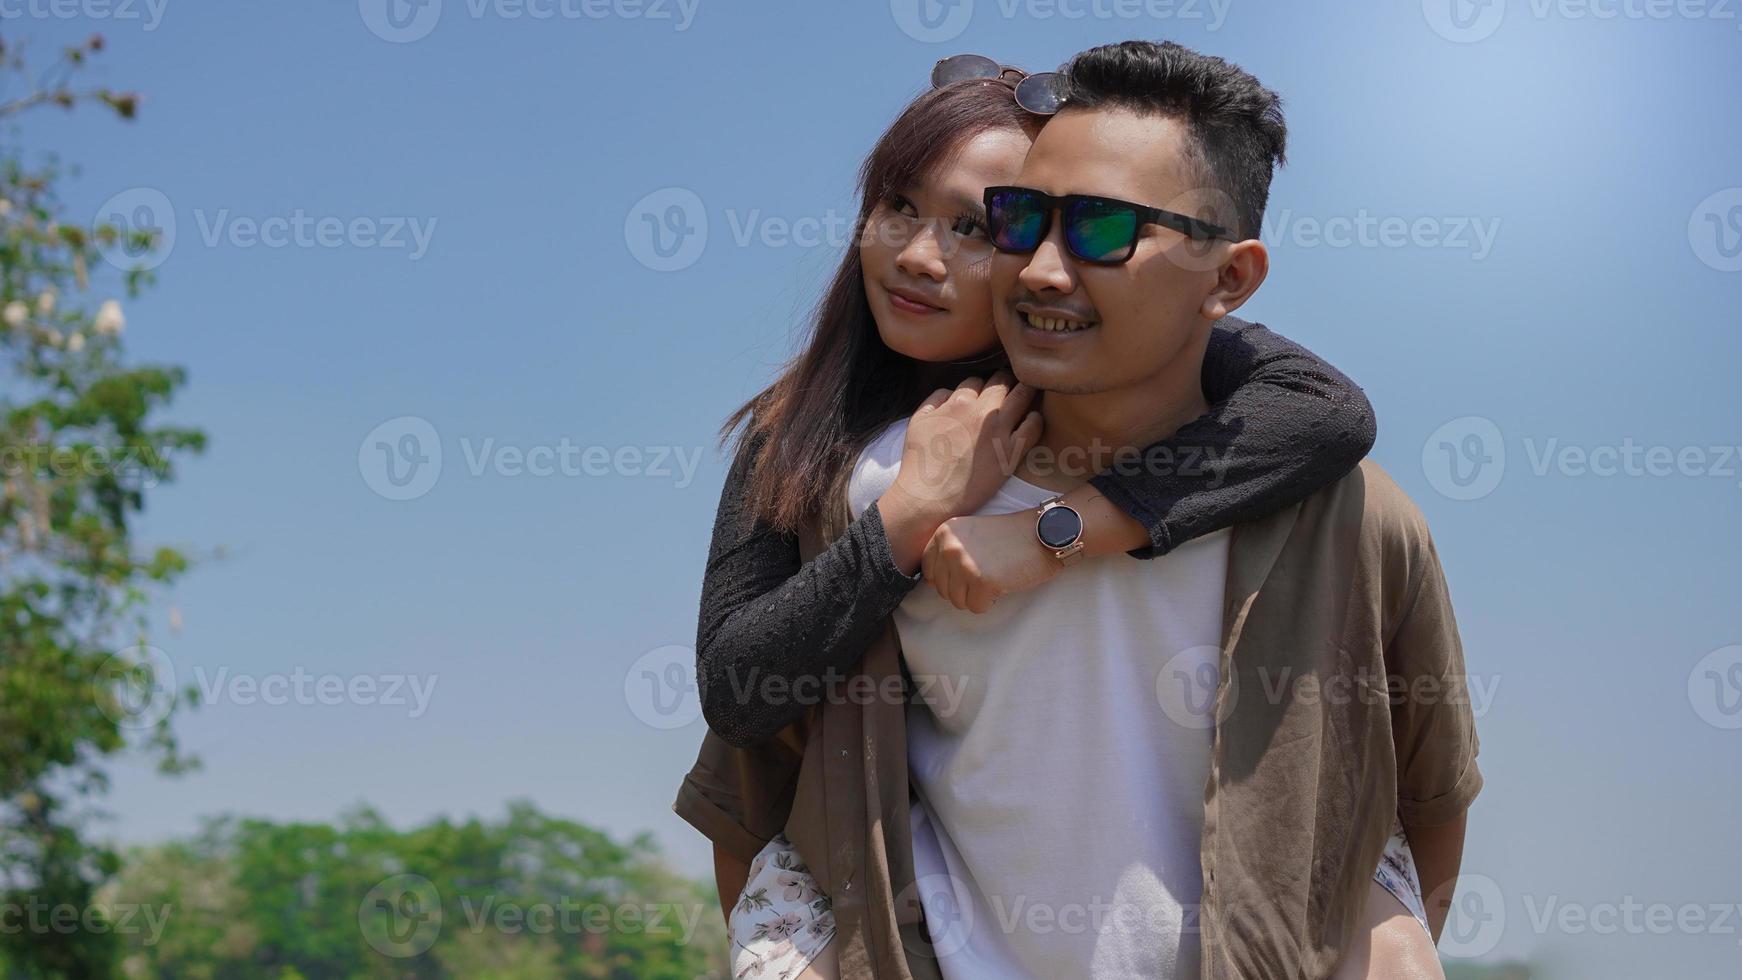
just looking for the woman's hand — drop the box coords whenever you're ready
[878,372,1042,574]
[922,510,1061,613]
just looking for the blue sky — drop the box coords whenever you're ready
[7,1,1740,975]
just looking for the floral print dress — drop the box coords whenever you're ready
[730,834,837,980]
[1373,817,1431,933]
[729,817,1428,978]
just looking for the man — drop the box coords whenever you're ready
[869,40,1482,977]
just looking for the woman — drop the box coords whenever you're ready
[679,60,1441,979]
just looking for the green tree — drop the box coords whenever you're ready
[0,32,203,979]
[110,803,730,979]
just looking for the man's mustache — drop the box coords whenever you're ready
[1006,293,1099,322]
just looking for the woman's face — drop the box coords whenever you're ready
[860,127,1033,363]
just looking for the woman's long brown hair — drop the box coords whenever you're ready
[723,78,1039,536]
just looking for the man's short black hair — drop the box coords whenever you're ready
[1061,40,1286,240]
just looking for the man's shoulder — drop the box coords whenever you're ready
[846,418,909,520]
[859,417,908,475]
[871,417,909,456]
[1354,458,1431,532]
[1299,458,1439,563]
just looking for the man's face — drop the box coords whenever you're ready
[991,107,1226,395]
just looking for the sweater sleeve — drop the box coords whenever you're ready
[1089,316,1377,558]
[695,433,921,748]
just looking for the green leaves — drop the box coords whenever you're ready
[102,805,730,979]
[0,31,204,980]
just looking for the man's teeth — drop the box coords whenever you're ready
[1025,312,1095,333]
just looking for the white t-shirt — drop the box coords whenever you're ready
[848,418,1230,980]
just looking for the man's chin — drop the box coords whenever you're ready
[1004,357,1103,395]
[1033,379,1106,395]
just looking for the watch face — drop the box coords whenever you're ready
[1036,504,1083,549]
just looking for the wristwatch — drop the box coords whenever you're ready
[1035,497,1086,566]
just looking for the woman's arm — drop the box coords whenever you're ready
[714,845,751,927]
[1406,811,1468,944]
[920,317,1376,611]
[1084,315,1376,557]
[695,434,923,748]
[698,375,1038,744]
[1330,879,1449,979]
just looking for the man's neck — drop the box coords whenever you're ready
[1018,335,1213,493]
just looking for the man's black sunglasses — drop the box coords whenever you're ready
[983,185,1235,265]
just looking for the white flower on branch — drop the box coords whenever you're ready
[94,299,124,336]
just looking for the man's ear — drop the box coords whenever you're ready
[1201,239,1269,320]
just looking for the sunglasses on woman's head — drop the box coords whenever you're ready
[983,185,1236,266]
[931,53,1067,116]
